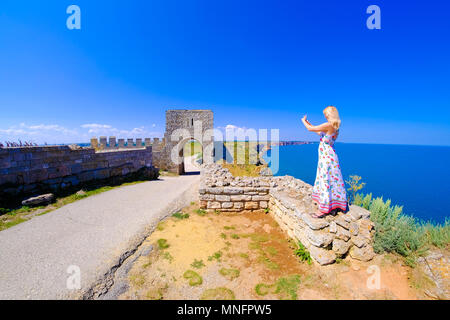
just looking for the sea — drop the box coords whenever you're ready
[264,143,450,224]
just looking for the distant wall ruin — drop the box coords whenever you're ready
[0,144,155,205]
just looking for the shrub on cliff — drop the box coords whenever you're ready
[354,193,449,266]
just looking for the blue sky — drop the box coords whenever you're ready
[0,0,449,145]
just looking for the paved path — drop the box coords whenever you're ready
[0,173,200,299]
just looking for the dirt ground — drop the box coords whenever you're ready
[119,202,435,300]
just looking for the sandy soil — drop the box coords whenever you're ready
[119,202,431,300]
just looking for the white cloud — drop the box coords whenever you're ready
[0,122,162,145]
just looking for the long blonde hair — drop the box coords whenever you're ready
[323,106,341,130]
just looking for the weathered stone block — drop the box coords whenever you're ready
[207,201,221,209]
[335,216,350,230]
[244,201,259,210]
[230,195,252,201]
[233,202,244,210]
[329,221,337,233]
[332,239,352,255]
[336,225,351,241]
[351,235,367,248]
[309,246,336,265]
[306,229,334,248]
[215,195,231,201]
[223,187,243,194]
[301,214,329,230]
[199,194,215,201]
[259,201,268,209]
[221,202,234,209]
[252,195,270,201]
[349,222,359,236]
[349,245,375,261]
[21,193,54,206]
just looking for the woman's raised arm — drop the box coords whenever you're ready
[301,115,331,135]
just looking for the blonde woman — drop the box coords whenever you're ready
[301,106,348,218]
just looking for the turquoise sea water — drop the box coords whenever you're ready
[264,143,450,224]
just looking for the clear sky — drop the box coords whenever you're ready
[0,0,449,145]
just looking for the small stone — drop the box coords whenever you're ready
[21,193,54,206]
[76,190,86,196]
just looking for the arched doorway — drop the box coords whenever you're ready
[179,138,203,175]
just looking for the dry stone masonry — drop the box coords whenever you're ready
[199,164,375,265]
[0,144,157,205]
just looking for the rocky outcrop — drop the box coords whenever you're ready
[199,163,375,265]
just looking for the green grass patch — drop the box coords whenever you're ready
[239,253,249,259]
[257,254,279,270]
[248,242,261,250]
[191,259,205,269]
[266,246,278,256]
[157,238,170,249]
[230,233,240,239]
[195,209,207,216]
[223,225,235,230]
[220,233,227,239]
[294,242,312,265]
[208,251,222,262]
[156,221,167,231]
[255,283,274,296]
[200,287,235,300]
[183,270,203,286]
[219,268,240,280]
[162,251,173,263]
[129,274,145,287]
[172,212,189,219]
[255,275,301,300]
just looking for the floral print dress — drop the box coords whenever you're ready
[312,130,348,214]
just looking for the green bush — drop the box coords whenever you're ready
[354,193,449,266]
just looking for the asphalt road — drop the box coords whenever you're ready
[0,173,200,299]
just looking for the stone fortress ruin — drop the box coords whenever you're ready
[0,108,375,265]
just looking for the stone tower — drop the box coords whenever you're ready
[154,109,214,174]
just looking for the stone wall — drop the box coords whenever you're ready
[0,145,155,205]
[199,164,274,211]
[199,164,375,265]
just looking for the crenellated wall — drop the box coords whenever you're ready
[0,144,156,205]
[90,136,164,151]
[199,164,376,265]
